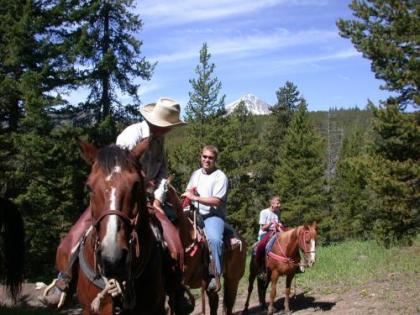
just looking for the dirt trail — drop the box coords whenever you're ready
[1,271,419,314]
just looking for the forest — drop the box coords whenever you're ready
[0,0,418,279]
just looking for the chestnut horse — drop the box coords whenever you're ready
[166,186,247,315]
[243,223,317,315]
[0,197,25,302]
[75,141,166,315]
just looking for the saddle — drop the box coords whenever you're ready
[184,208,243,256]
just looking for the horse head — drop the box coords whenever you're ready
[299,222,317,268]
[79,139,148,280]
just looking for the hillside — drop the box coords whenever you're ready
[166,108,372,154]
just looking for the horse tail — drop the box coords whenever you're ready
[0,197,25,301]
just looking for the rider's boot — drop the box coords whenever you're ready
[207,274,221,293]
[39,272,71,308]
[206,258,221,293]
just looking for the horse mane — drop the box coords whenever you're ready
[96,145,138,174]
[0,197,25,301]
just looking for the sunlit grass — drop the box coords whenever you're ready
[238,235,420,295]
[290,236,420,293]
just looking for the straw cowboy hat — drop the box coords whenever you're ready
[140,97,186,127]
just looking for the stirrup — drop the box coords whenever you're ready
[42,279,67,308]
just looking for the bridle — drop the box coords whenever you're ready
[93,209,141,261]
[267,226,316,267]
[298,227,316,255]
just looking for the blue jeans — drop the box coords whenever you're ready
[204,216,224,276]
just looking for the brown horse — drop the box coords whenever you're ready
[166,186,247,315]
[243,223,317,315]
[0,197,25,302]
[75,141,166,315]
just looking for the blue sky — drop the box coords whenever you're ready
[131,0,391,112]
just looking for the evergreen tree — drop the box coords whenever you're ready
[65,0,154,144]
[169,43,225,186]
[185,42,225,143]
[329,128,372,242]
[338,0,419,245]
[259,81,304,193]
[337,0,419,108]
[218,102,264,242]
[368,103,419,245]
[271,102,327,235]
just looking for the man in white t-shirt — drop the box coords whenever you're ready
[182,145,228,292]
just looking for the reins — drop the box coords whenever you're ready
[267,226,314,266]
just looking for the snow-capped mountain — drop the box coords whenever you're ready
[225,93,271,115]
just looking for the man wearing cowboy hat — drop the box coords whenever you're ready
[41,97,194,314]
[117,97,185,210]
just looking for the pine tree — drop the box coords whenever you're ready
[338,0,419,245]
[337,0,419,108]
[329,128,372,242]
[169,43,225,186]
[65,0,155,144]
[218,102,264,242]
[185,42,225,143]
[0,0,92,274]
[271,102,327,234]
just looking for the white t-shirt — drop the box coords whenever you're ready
[186,168,228,217]
[116,121,167,201]
[258,208,279,239]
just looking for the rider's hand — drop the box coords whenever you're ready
[181,190,197,201]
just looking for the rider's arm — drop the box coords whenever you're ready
[190,194,222,207]
[261,222,272,232]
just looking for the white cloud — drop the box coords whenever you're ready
[138,82,160,96]
[151,29,338,63]
[137,0,327,26]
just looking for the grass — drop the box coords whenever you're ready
[236,235,420,296]
[288,236,420,294]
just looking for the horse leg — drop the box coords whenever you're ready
[244,256,258,312]
[223,274,241,315]
[284,274,295,314]
[206,290,219,315]
[201,284,206,315]
[267,270,279,315]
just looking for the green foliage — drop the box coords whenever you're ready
[218,102,266,243]
[66,0,154,123]
[366,104,419,246]
[337,0,419,108]
[271,103,327,233]
[338,1,420,245]
[328,128,373,242]
[262,81,304,175]
[169,43,225,187]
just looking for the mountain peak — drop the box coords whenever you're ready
[225,94,271,115]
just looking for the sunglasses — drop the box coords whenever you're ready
[201,155,215,160]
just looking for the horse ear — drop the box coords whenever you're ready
[131,138,150,159]
[311,221,317,229]
[78,139,98,165]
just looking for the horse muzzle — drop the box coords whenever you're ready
[97,245,129,278]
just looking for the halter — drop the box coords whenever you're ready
[93,209,141,259]
[298,227,315,255]
[267,227,315,266]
